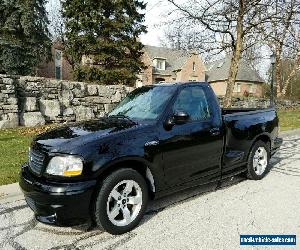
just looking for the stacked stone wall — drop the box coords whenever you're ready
[0,75,133,128]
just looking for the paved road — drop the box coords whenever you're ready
[0,132,300,250]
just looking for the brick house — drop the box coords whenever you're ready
[137,45,206,87]
[139,45,265,97]
[37,41,73,80]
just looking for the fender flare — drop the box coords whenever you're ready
[94,156,157,194]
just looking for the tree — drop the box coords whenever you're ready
[0,0,51,75]
[281,54,300,97]
[167,0,274,107]
[62,0,147,86]
[159,18,224,62]
[258,0,300,97]
[160,22,195,50]
[160,13,267,67]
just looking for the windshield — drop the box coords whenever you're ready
[108,86,177,120]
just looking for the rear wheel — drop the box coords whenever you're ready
[247,140,270,180]
[93,168,148,234]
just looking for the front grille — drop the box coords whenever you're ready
[29,149,45,175]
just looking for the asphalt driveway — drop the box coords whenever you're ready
[0,131,299,249]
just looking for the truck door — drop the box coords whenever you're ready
[159,85,224,187]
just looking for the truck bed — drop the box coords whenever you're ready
[220,107,278,179]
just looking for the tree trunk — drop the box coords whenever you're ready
[275,47,282,96]
[281,53,300,96]
[223,0,244,108]
[223,50,243,107]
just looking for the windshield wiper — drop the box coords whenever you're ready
[108,114,137,124]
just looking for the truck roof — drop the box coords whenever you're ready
[153,82,210,87]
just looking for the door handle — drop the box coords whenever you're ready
[210,128,220,136]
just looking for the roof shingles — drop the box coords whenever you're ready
[144,45,190,74]
[205,55,264,83]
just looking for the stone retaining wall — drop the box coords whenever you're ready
[218,97,300,109]
[0,76,19,128]
[1,74,300,129]
[0,75,133,128]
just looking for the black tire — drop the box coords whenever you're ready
[247,140,270,180]
[93,168,148,235]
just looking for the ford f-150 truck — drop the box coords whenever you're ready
[20,82,283,234]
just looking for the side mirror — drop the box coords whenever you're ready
[164,110,189,130]
[173,110,189,125]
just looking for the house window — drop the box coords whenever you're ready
[157,60,165,70]
[193,62,196,71]
[153,58,166,70]
[233,83,241,92]
[55,67,61,80]
[55,50,62,61]
[55,49,62,80]
[249,84,256,94]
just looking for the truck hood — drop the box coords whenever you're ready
[32,118,145,153]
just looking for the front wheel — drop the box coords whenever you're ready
[93,168,148,235]
[247,140,270,180]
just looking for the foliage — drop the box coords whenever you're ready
[62,0,147,86]
[0,0,51,75]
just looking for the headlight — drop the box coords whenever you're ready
[46,155,83,177]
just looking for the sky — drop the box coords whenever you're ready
[139,0,168,46]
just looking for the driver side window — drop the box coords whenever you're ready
[173,86,211,121]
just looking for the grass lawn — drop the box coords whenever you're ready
[278,109,300,131]
[0,126,56,186]
[0,109,300,186]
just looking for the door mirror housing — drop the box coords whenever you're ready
[164,110,189,130]
[173,110,189,124]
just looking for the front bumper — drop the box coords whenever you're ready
[19,163,97,226]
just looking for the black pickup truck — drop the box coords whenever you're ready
[20,82,282,234]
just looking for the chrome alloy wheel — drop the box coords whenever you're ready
[253,147,268,175]
[106,180,143,227]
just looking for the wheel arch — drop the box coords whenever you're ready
[95,157,156,199]
[248,133,271,160]
[252,133,271,147]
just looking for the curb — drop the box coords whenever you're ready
[1,128,300,204]
[0,183,23,204]
[279,128,300,137]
